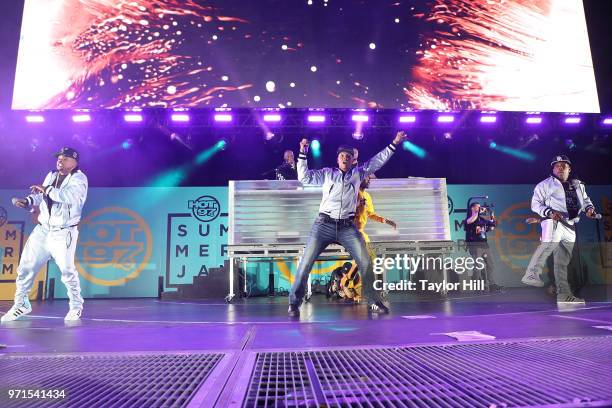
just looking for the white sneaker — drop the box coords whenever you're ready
[521,270,544,287]
[1,303,32,322]
[369,301,390,314]
[557,294,585,305]
[64,308,82,321]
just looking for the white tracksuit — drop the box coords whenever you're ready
[15,170,88,309]
[525,176,594,295]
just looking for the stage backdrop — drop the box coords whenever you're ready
[0,184,610,300]
[12,0,599,112]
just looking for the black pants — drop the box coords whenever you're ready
[467,242,497,286]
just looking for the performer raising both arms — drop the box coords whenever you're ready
[288,131,407,317]
[2,147,88,322]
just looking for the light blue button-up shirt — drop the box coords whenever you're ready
[297,144,397,219]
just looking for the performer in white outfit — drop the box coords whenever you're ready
[521,155,598,305]
[2,147,88,322]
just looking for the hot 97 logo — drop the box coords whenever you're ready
[188,196,220,222]
[76,207,152,286]
[492,201,541,271]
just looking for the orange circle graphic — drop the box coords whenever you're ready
[76,207,153,286]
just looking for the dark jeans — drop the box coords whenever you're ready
[467,242,497,286]
[289,215,381,305]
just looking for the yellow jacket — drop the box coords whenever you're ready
[355,190,386,242]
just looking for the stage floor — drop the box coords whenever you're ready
[1,287,611,407]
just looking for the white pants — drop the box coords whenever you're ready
[15,224,84,309]
[525,219,575,295]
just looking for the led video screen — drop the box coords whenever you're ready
[12,0,599,112]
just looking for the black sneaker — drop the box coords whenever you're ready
[288,304,300,317]
[557,294,585,305]
[488,284,505,293]
[369,300,390,314]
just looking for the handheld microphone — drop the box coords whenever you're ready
[12,197,31,211]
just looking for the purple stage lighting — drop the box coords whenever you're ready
[25,114,45,123]
[72,114,91,123]
[263,114,282,122]
[351,114,369,122]
[602,118,612,125]
[399,115,416,123]
[307,114,326,123]
[124,113,143,123]
[437,115,454,123]
[525,116,542,124]
[171,113,190,122]
[564,117,581,124]
[480,115,497,123]
[352,131,364,140]
[214,113,233,122]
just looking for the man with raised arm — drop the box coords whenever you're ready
[288,132,407,317]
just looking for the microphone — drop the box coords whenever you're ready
[12,197,31,211]
[594,213,602,220]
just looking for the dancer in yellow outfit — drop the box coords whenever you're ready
[342,175,396,301]
[355,176,397,242]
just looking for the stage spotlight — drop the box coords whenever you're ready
[265,131,275,141]
[564,117,581,125]
[602,118,612,126]
[352,131,364,140]
[443,132,453,140]
[194,140,227,165]
[171,113,190,122]
[72,114,91,123]
[525,116,542,124]
[480,115,497,123]
[402,140,427,159]
[263,114,282,122]
[311,139,321,158]
[519,134,539,148]
[351,114,369,122]
[169,132,192,151]
[565,138,576,150]
[25,114,45,123]
[149,166,189,188]
[398,115,416,124]
[121,139,134,149]
[437,115,454,123]
[307,114,326,123]
[490,142,536,161]
[214,113,233,122]
[124,113,143,123]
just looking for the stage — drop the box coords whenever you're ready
[2,288,611,407]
